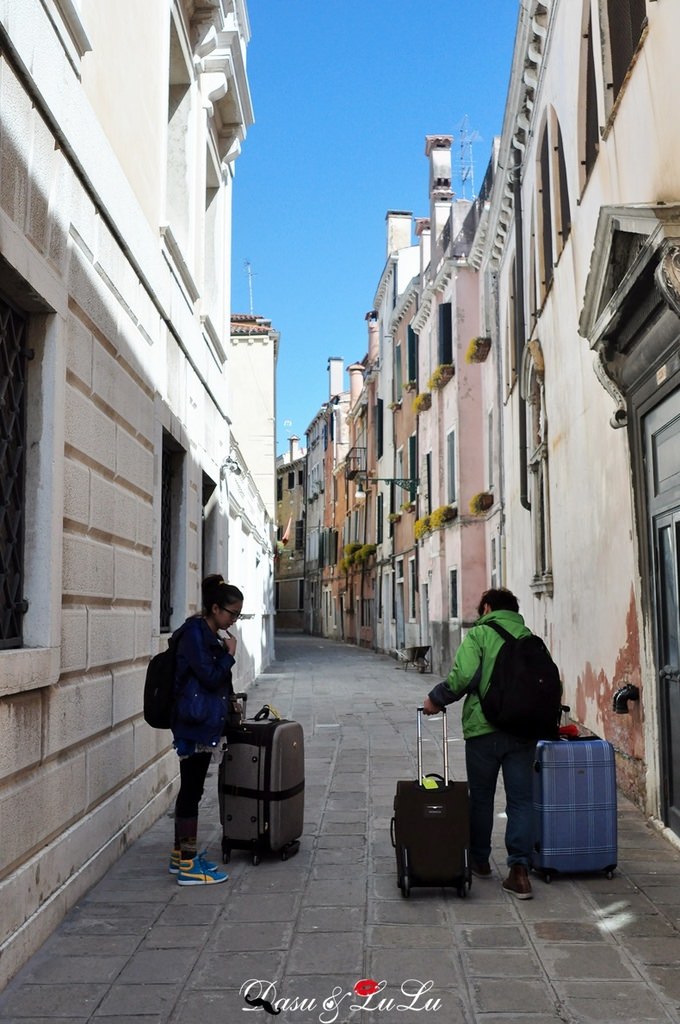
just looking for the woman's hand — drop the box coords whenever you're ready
[222,630,237,657]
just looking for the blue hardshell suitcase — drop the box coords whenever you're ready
[532,737,617,881]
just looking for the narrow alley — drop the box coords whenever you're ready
[1,635,680,1023]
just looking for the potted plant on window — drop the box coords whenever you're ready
[412,392,432,415]
[403,379,417,393]
[430,504,458,529]
[469,491,494,515]
[427,363,455,389]
[414,515,432,541]
[343,542,362,563]
[356,543,377,563]
[388,511,402,524]
[465,336,492,364]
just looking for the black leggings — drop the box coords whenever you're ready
[175,752,213,819]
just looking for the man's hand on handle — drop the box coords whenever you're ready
[423,696,442,716]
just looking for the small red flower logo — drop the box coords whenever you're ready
[354,979,380,998]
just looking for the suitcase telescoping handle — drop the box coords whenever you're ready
[232,691,247,721]
[416,706,449,788]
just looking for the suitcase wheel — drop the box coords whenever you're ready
[252,852,261,866]
[221,838,231,864]
[281,840,300,862]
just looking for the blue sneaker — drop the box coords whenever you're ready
[177,853,228,886]
[169,848,218,875]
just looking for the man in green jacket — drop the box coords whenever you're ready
[423,587,535,900]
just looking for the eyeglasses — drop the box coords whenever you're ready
[220,606,241,620]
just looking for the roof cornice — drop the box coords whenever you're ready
[389,277,419,333]
[482,0,552,269]
[373,254,398,309]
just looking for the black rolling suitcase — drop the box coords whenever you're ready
[219,696,304,865]
[390,707,471,897]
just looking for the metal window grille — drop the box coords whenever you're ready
[0,297,29,648]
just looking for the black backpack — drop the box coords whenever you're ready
[143,624,187,729]
[477,621,562,740]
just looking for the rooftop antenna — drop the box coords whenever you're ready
[457,116,481,200]
[244,259,256,315]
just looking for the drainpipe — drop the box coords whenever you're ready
[303,435,310,634]
[491,266,507,580]
[512,142,530,511]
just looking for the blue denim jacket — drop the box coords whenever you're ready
[172,616,235,746]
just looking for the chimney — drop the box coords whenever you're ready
[386,210,412,257]
[365,310,379,365]
[425,136,453,244]
[348,363,365,409]
[328,357,344,398]
[288,434,299,463]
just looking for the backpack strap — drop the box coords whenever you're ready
[466,621,513,695]
[483,620,515,643]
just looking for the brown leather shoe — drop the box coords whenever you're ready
[471,860,492,878]
[502,864,533,900]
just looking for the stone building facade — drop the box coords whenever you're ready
[275,435,306,631]
[0,0,274,987]
[475,0,680,837]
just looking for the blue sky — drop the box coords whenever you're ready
[231,2,519,456]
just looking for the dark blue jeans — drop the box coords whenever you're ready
[465,731,536,867]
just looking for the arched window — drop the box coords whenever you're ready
[528,206,538,320]
[521,341,553,595]
[538,125,553,297]
[605,0,647,102]
[553,119,571,253]
[536,110,571,302]
[505,256,517,396]
[580,8,600,187]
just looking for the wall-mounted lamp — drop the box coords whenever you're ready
[355,475,419,501]
[612,683,640,714]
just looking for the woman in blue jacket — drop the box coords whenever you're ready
[170,574,243,886]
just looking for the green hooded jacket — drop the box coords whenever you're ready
[428,609,532,740]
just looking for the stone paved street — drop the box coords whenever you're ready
[1,635,680,1023]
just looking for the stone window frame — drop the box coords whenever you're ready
[521,340,553,597]
[0,300,64,698]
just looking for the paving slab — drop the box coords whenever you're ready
[2,635,680,1024]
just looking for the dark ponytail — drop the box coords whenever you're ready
[201,574,244,615]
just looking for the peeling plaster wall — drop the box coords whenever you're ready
[482,0,680,818]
